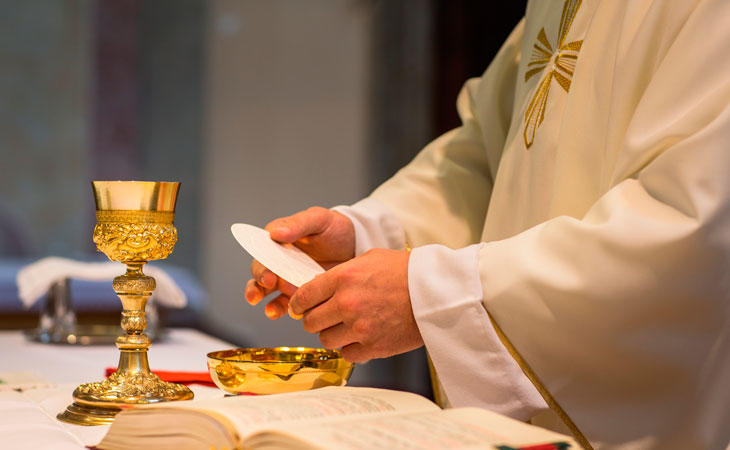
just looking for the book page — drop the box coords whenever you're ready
[191,387,439,436]
[0,390,86,450]
[245,407,576,449]
[98,387,440,450]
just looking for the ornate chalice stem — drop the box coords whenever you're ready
[58,181,193,426]
[115,263,154,377]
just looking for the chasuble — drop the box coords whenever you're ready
[335,0,730,448]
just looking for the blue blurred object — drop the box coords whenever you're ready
[0,257,206,316]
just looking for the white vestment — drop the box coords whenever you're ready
[335,0,730,448]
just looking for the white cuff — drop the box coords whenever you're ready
[409,243,548,420]
[332,197,406,256]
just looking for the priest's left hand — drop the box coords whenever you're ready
[289,248,424,363]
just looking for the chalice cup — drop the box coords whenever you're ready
[58,181,193,426]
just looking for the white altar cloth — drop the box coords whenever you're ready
[0,328,232,449]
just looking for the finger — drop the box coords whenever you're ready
[264,294,290,320]
[244,278,264,305]
[265,206,332,244]
[289,272,336,315]
[252,259,299,297]
[259,269,278,290]
[317,322,354,349]
[318,261,343,270]
[340,342,370,363]
[288,304,303,320]
[278,278,298,297]
[250,260,276,290]
[301,297,341,334]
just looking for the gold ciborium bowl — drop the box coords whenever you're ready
[207,347,354,395]
[58,181,193,426]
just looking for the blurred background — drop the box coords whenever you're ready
[0,0,524,398]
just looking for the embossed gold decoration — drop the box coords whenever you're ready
[93,219,177,263]
[523,0,583,149]
[58,181,193,426]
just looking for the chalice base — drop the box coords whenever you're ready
[57,349,193,426]
[57,402,120,426]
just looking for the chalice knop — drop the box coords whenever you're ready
[58,181,193,426]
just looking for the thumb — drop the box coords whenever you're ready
[265,207,331,244]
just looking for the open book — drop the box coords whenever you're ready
[96,386,575,450]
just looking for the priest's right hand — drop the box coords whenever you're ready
[244,206,356,320]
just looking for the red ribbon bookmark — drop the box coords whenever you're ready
[105,368,216,387]
[497,443,571,450]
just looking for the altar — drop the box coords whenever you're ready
[0,328,232,449]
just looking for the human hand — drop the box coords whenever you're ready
[244,207,355,319]
[289,248,423,363]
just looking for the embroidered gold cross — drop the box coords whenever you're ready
[523,0,583,149]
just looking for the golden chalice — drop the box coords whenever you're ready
[58,181,193,426]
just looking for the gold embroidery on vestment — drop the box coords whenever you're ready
[523,0,583,149]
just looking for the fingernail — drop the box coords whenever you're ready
[246,288,260,304]
[265,305,278,319]
[288,305,303,320]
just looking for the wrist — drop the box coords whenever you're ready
[332,197,407,256]
[331,210,356,260]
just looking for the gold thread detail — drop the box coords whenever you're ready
[487,314,593,450]
[523,0,583,149]
[96,210,174,224]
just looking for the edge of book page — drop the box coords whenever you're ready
[243,407,577,450]
[95,408,239,450]
[97,386,439,448]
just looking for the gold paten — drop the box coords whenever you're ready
[58,181,193,426]
[207,347,354,395]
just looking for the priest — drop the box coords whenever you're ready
[245,0,730,448]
